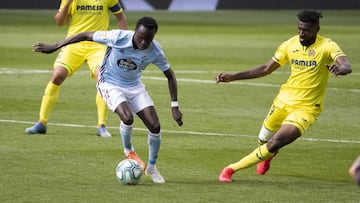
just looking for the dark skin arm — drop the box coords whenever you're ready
[216,55,352,83]
[33,32,94,54]
[326,56,352,76]
[163,68,183,126]
[216,59,281,83]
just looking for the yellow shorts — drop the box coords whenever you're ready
[263,100,320,135]
[54,41,106,78]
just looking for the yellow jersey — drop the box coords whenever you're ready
[58,0,123,38]
[272,34,346,112]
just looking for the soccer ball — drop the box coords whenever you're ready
[115,159,143,185]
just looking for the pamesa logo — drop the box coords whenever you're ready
[76,5,104,11]
[291,59,317,67]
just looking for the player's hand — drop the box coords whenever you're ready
[326,63,352,76]
[171,107,183,126]
[326,63,342,76]
[216,72,232,83]
[33,43,58,54]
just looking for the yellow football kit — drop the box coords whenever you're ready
[54,0,123,77]
[39,0,124,126]
[225,35,347,172]
[264,34,346,134]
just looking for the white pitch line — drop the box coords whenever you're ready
[142,76,360,93]
[1,119,360,144]
[1,68,359,93]
[2,67,360,75]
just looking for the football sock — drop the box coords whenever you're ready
[96,92,109,127]
[39,81,60,123]
[120,122,134,154]
[147,163,155,169]
[148,132,161,165]
[258,125,275,142]
[228,144,274,171]
[258,138,267,145]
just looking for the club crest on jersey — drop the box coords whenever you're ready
[308,49,316,57]
[117,59,137,70]
[99,32,107,40]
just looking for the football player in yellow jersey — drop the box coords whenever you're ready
[216,10,352,182]
[25,0,127,137]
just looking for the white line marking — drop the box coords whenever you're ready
[1,68,359,93]
[2,119,360,144]
[2,67,360,75]
[142,76,360,93]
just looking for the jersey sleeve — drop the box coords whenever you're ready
[109,0,123,14]
[272,40,289,67]
[93,30,121,47]
[154,50,171,72]
[152,42,170,71]
[327,39,346,60]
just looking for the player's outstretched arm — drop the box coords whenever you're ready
[33,32,95,54]
[216,59,280,83]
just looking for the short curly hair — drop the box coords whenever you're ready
[297,10,323,25]
[136,16,158,32]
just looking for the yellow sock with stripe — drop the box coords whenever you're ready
[96,91,109,127]
[258,138,267,145]
[227,144,274,172]
[39,81,60,124]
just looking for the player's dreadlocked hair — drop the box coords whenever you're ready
[297,10,323,25]
[136,16,158,32]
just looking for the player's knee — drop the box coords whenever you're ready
[120,114,133,125]
[148,122,160,134]
[51,67,68,85]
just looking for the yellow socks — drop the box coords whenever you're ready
[38,82,109,128]
[96,91,109,127]
[228,144,274,172]
[39,81,60,124]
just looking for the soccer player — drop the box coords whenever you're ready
[32,17,183,183]
[349,156,360,187]
[216,10,352,182]
[25,0,127,138]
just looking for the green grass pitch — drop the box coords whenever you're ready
[0,9,359,202]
